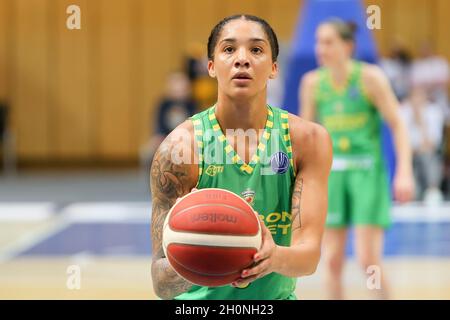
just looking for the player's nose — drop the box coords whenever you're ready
[234,48,250,68]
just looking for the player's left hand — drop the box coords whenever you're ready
[232,218,279,287]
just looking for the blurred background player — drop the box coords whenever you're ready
[379,39,412,102]
[299,19,415,299]
[140,71,197,169]
[400,88,445,203]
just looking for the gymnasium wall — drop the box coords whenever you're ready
[0,0,448,163]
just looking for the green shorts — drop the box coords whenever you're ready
[326,161,392,228]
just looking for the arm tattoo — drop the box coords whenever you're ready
[291,176,304,231]
[150,140,194,299]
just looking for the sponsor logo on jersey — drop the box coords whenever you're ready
[323,113,368,131]
[241,188,255,206]
[270,151,289,174]
[259,211,292,235]
[205,165,224,177]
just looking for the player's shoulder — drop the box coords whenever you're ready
[156,120,197,164]
[287,113,330,147]
[300,70,320,89]
[359,62,391,97]
[152,119,198,188]
[287,113,332,171]
[165,105,213,140]
[167,119,195,141]
[360,61,388,82]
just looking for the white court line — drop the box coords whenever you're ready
[58,201,450,223]
[0,202,56,221]
[59,201,450,223]
[392,203,450,222]
[61,202,150,223]
[0,201,449,223]
[0,216,71,264]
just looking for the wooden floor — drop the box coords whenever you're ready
[1,256,449,299]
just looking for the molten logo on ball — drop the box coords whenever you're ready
[191,213,237,224]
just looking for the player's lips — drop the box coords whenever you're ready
[232,72,252,82]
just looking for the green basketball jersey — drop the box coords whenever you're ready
[174,105,297,300]
[315,60,383,170]
[315,61,391,228]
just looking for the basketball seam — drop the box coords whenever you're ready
[167,244,255,277]
[163,226,262,249]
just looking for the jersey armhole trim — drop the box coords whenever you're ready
[190,116,204,187]
[314,69,325,105]
[280,110,297,177]
[355,62,372,104]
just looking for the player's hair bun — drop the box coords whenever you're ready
[322,17,357,42]
[347,21,357,36]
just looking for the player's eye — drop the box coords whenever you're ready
[224,46,235,54]
[251,47,263,54]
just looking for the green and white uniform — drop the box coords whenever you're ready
[174,105,297,300]
[315,60,391,228]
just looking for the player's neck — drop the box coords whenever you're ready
[215,92,267,131]
[329,59,353,86]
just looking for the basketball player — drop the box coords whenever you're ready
[299,19,415,299]
[150,15,332,300]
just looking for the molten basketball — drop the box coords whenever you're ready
[162,188,262,287]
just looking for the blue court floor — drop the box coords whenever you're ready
[0,201,446,258]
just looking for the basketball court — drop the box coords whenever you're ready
[1,170,449,299]
[1,0,449,301]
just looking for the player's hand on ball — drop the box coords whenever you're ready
[232,218,279,287]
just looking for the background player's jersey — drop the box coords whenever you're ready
[174,105,297,300]
[315,60,383,170]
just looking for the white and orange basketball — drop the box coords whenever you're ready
[162,188,262,287]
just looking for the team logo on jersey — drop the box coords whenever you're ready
[334,101,344,113]
[348,85,360,100]
[205,165,224,177]
[338,136,351,152]
[270,151,289,174]
[241,188,255,206]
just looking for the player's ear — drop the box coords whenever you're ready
[208,60,216,78]
[269,61,278,79]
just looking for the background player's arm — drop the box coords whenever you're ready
[363,65,414,202]
[299,71,319,121]
[150,121,198,299]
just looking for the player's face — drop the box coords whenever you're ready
[208,19,278,100]
[315,24,352,67]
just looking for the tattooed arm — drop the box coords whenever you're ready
[233,116,332,286]
[275,115,333,277]
[150,120,198,299]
